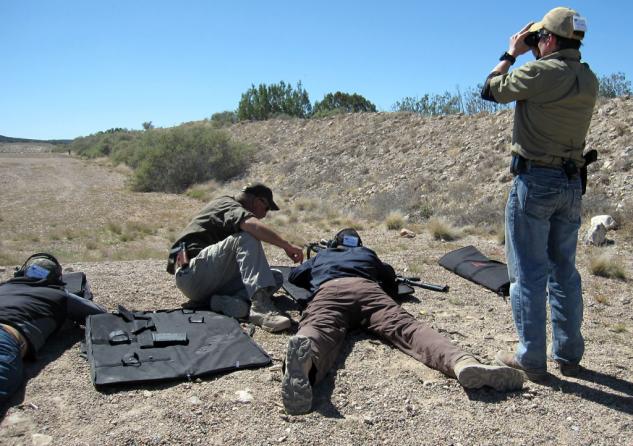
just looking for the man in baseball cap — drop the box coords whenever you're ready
[527,7,587,41]
[167,182,303,333]
[481,7,598,381]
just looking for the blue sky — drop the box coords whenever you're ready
[2,1,631,140]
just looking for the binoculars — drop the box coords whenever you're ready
[524,32,539,48]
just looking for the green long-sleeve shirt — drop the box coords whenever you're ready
[488,49,598,166]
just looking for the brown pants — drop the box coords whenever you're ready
[297,277,468,384]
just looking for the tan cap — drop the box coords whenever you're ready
[529,7,587,40]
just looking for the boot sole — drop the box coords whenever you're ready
[458,364,524,391]
[281,336,313,415]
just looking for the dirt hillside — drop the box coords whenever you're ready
[0,97,631,445]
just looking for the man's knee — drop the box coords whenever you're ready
[233,232,263,251]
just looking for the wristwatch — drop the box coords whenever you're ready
[499,51,516,64]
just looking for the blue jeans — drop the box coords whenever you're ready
[0,326,24,405]
[505,166,584,371]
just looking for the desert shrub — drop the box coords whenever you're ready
[313,92,377,118]
[598,72,632,98]
[427,217,461,241]
[210,111,238,127]
[589,253,627,280]
[131,125,253,193]
[237,81,311,120]
[385,211,405,230]
[392,92,460,116]
[70,128,139,158]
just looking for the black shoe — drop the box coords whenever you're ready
[556,361,581,377]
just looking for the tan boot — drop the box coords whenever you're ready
[494,351,549,382]
[454,355,524,391]
[249,289,291,333]
[281,335,313,415]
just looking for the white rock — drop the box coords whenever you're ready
[32,434,53,446]
[590,215,618,230]
[585,223,607,246]
[235,390,253,403]
[188,396,202,405]
[399,228,415,238]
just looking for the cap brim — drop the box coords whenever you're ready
[529,21,543,33]
[269,200,280,211]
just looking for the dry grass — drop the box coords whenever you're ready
[427,217,461,241]
[611,322,627,333]
[589,253,628,281]
[593,294,609,305]
[385,211,405,230]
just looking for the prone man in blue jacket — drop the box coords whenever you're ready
[281,229,525,415]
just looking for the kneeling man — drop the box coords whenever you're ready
[167,183,303,332]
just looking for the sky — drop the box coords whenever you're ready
[2,0,632,140]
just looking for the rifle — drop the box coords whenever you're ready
[396,275,449,293]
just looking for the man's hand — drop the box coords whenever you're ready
[285,244,304,264]
[508,22,535,57]
[175,246,189,268]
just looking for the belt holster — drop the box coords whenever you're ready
[510,154,527,175]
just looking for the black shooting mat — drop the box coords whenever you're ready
[85,308,271,387]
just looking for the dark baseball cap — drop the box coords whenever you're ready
[242,183,280,211]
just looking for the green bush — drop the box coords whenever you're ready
[392,92,461,116]
[210,111,238,127]
[237,81,311,120]
[70,129,140,159]
[130,125,253,193]
[313,92,377,117]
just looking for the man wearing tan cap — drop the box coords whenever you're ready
[166,183,304,332]
[481,7,598,381]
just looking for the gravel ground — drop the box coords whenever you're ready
[1,122,632,445]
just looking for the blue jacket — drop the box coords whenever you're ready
[288,246,398,299]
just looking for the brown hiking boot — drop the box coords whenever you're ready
[249,289,291,333]
[454,356,524,391]
[281,335,313,415]
[495,351,549,382]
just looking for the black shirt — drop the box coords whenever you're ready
[0,277,106,356]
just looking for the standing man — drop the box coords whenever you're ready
[281,229,524,415]
[481,7,598,380]
[167,183,303,333]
